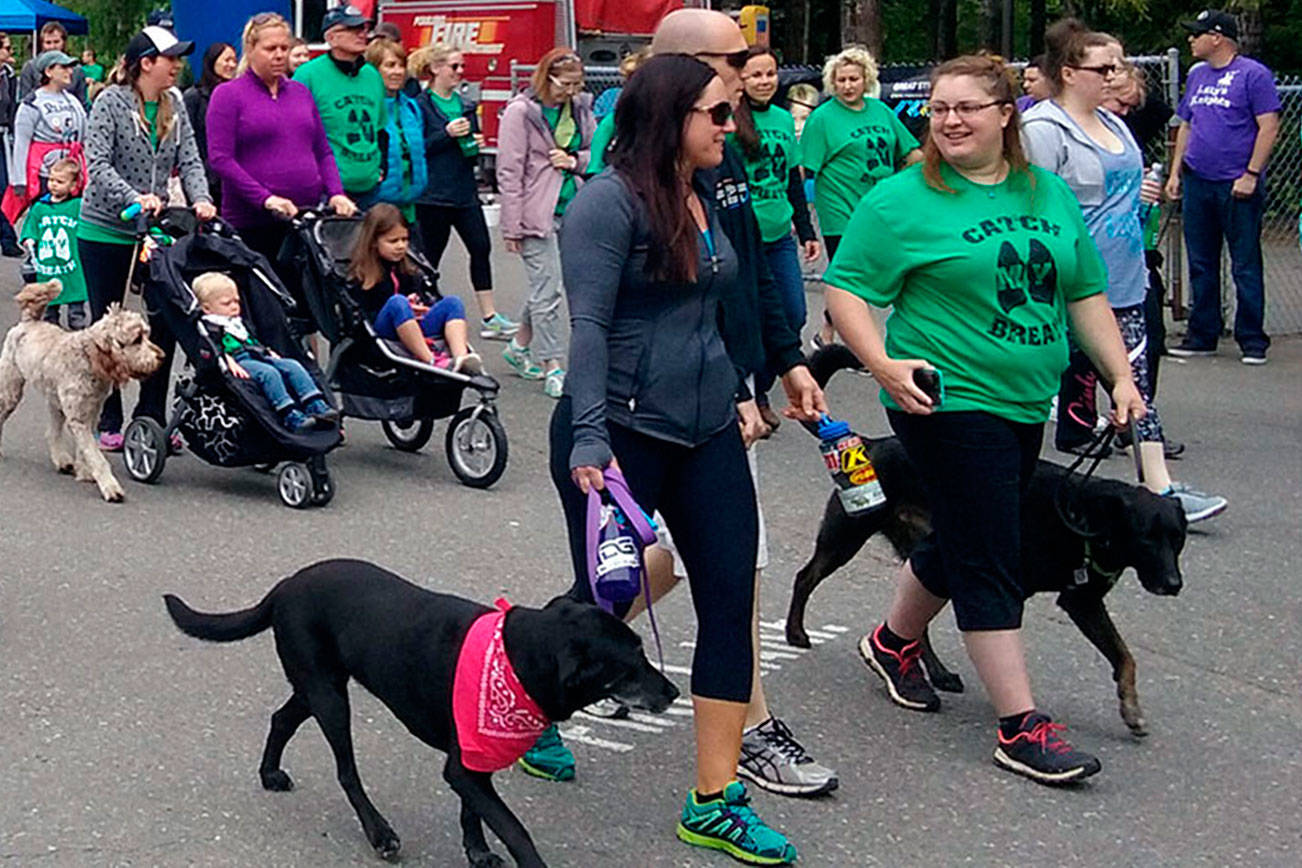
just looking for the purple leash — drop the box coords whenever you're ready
[585,466,665,672]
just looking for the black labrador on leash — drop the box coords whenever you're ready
[164,558,677,867]
[786,345,1187,735]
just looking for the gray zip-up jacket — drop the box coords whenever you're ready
[560,171,740,470]
[1020,99,1141,211]
[79,84,210,233]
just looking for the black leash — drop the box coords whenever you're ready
[1054,422,1120,539]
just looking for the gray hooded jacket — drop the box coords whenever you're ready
[79,84,210,233]
[1020,98,1142,211]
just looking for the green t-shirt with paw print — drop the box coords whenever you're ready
[824,164,1106,423]
[800,97,919,236]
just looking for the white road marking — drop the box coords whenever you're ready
[556,725,633,752]
[572,711,669,733]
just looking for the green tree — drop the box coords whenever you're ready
[63,0,156,61]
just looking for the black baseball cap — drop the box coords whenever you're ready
[1181,10,1239,41]
[323,4,370,32]
[124,25,195,65]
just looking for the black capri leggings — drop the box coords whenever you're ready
[81,237,177,434]
[416,203,493,293]
[549,397,757,703]
[887,409,1042,632]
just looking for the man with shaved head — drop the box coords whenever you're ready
[530,9,830,865]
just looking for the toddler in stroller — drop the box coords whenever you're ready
[350,204,482,374]
[120,207,341,508]
[195,273,340,433]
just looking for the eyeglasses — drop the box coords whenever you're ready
[448,62,465,70]
[549,75,584,92]
[926,100,1007,119]
[1069,63,1119,78]
[693,101,734,126]
[695,49,749,70]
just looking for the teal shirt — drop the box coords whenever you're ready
[586,112,616,176]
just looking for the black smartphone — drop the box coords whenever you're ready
[913,367,945,407]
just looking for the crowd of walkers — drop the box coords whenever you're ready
[0,4,1276,865]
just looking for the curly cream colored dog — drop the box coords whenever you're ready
[0,281,164,502]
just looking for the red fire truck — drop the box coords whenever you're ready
[367,0,686,148]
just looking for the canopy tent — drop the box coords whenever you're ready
[0,0,88,35]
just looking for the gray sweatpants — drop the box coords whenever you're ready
[517,225,566,363]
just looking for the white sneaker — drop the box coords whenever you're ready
[453,352,483,375]
[543,368,565,398]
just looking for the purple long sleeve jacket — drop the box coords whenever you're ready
[205,70,345,230]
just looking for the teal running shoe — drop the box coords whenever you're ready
[676,780,797,864]
[517,724,575,782]
[502,340,544,380]
[479,312,519,340]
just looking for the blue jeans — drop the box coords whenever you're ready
[373,294,466,341]
[235,355,322,412]
[755,234,807,400]
[1181,169,1269,354]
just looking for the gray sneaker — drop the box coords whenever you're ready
[1167,482,1228,523]
[738,717,839,797]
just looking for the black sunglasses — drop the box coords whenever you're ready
[695,49,749,70]
[693,101,734,126]
[1069,63,1119,78]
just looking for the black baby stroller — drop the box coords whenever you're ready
[282,209,507,488]
[119,208,342,508]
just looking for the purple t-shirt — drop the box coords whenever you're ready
[1176,55,1281,181]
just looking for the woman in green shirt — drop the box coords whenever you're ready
[801,44,922,345]
[825,55,1144,786]
[734,47,819,427]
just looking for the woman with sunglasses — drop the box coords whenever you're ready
[549,54,797,865]
[497,48,594,399]
[801,44,922,346]
[734,46,820,431]
[826,54,1146,786]
[1022,20,1226,522]
[409,43,517,339]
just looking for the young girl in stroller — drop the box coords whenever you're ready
[195,272,339,433]
[348,204,483,374]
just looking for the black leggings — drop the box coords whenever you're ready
[821,234,841,326]
[549,397,757,702]
[81,238,177,433]
[888,409,1041,631]
[415,203,492,293]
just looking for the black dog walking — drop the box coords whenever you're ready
[163,559,677,867]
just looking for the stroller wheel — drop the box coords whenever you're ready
[382,417,434,452]
[277,462,314,508]
[446,406,508,489]
[122,418,167,484]
[308,456,334,507]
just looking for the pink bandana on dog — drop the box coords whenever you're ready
[452,598,550,772]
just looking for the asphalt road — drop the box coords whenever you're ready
[1,240,1299,867]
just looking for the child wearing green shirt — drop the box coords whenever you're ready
[21,159,88,329]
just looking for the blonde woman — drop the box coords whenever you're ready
[206,13,354,270]
[802,45,922,344]
[409,43,516,338]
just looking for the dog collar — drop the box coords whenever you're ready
[1082,540,1125,584]
[452,598,550,773]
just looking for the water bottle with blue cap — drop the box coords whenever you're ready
[816,414,886,515]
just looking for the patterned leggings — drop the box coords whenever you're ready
[1055,303,1163,446]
